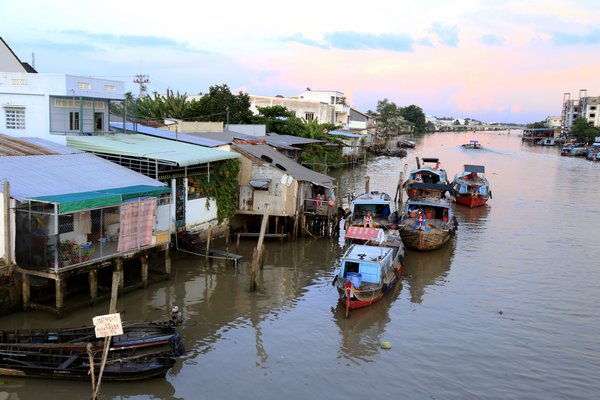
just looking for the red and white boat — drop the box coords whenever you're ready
[452,164,491,208]
[334,227,404,317]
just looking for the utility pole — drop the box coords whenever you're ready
[133,74,149,97]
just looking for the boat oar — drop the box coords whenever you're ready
[331,275,338,286]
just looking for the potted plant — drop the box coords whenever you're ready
[70,240,81,264]
[81,242,95,261]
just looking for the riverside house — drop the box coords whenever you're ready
[0,135,172,316]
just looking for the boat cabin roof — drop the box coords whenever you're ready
[406,199,451,210]
[421,157,439,163]
[345,226,385,242]
[344,244,393,262]
[464,164,485,173]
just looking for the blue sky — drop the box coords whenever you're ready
[2,0,600,123]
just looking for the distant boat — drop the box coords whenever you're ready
[536,138,555,146]
[586,141,600,161]
[561,143,587,157]
[461,140,482,149]
[399,139,416,148]
[452,164,491,208]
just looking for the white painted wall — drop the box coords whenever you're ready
[185,197,218,230]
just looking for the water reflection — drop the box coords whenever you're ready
[403,243,454,303]
[453,203,491,235]
[331,283,402,363]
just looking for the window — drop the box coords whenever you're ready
[78,82,91,90]
[70,112,80,130]
[104,84,117,92]
[590,114,596,118]
[58,215,74,234]
[305,112,314,121]
[5,108,26,129]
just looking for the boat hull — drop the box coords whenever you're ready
[454,193,489,208]
[336,266,402,311]
[399,222,452,251]
[0,346,176,381]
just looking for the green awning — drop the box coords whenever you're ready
[30,185,170,214]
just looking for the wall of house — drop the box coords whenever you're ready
[0,189,5,263]
[185,197,218,230]
[49,97,109,135]
[249,95,334,124]
[0,92,52,141]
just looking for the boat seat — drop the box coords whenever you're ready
[58,354,80,369]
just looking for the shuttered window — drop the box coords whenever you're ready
[5,108,26,130]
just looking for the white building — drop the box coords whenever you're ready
[1,37,124,144]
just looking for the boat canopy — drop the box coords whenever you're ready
[409,182,454,192]
[344,226,385,242]
[464,164,485,173]
[421,157,439,163]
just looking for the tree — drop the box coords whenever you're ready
[183,84,253,124]
[375,99,406,136]
[252,105,305,136]
[527,121,547,128]
[570,118,600,143]
[399,104,427,133]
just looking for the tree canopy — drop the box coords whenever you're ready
[570,117,600,143]
[183,84,253,124]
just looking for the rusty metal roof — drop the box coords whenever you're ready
[0,134,81,156]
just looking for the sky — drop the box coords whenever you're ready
[2,0,600,124]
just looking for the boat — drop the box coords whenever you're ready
[399,139,416,148]
[586,140,600,161]
[403,157,451,200]
[333,233,404,317]
[398,198,457,251]
[349,190,398,229]
[537,138,555,146]
[451,164,492,208]
[0,345,176,381]
[461,140,482,149]
[0,320,185,354]
[561,143,587,157]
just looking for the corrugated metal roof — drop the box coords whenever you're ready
[67,133,239,167]
[0,134,82,156]
[266,133,325,146]
[233,144,333,187]
[110,122,227,148]
[329,130,361,138]
[0,153,166,201]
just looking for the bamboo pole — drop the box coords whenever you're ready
[250,204,269,291]
[92,270,121,400]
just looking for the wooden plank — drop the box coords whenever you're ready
[58,354,80,370]
[207,248,242,260]
[236,233,288,239]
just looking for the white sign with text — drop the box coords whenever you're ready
[92,313,123,338]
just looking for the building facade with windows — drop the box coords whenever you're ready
[0,72,124,144]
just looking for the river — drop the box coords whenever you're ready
[1,131,599,399]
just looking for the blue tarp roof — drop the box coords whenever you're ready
[329,130,361,138]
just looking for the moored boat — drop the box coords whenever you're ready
[0,345,176,381]
[586,140,600,161]
[0,320,184,354]
[334,228,404,317]
[398,198,457,251]
[561,143,587,157]
[452,164,491,208]
[403,157,451,200]
[349,190,397,229]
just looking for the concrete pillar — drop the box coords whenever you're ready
[141,254,148,287]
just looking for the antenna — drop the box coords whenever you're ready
[31,52,35,69]
[133,74,149,97]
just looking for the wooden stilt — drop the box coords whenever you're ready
[113,258,124,288]
[250,204,269,291]
[22,279,30,311]
[141,254,148,287]
[55,278,64,318]
[165,248,171,275]
[89,269,98,305]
